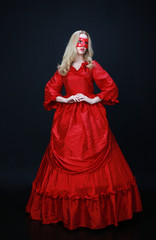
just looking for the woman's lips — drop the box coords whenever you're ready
[80,48,84,51]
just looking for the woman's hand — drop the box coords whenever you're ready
[65,95,81,103]
[74,93,102,104]
[56,95,82,103]
[74,93,91,104]
[63,94,88,104]
[57,94,102,104]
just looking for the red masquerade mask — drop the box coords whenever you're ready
[76,37,88,49]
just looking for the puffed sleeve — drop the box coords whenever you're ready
[43,70,64,110]
[92,60,119,105]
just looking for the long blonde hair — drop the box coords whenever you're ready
[57,30,94,76]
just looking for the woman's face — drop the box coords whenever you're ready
[76,33,88,56]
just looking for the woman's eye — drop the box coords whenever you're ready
[78,40,82,43]
[85,42,88,44]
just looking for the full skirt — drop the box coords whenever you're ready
[25,102,143,230]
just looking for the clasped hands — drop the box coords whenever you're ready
[65,93,101,105]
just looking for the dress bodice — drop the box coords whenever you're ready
[43,60,120,110]
[63,61,94,96]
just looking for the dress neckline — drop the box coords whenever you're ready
[70,61,88,73]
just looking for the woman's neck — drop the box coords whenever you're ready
[73,55,85,63]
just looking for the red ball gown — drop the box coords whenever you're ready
[25,60,143,230]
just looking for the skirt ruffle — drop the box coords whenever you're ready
[25,139,143,230]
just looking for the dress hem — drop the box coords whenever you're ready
[25,210,142,230]
[25,176,143,230]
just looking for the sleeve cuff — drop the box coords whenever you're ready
[43,94,63,110]
[96,93,120,105]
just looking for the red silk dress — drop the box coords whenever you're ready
[25,60,143,230]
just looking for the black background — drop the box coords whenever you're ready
[0,0,155,239]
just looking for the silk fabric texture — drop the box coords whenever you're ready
[44,60,120,174]
[25,60,143,230]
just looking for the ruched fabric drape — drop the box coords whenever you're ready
[26,60,142,230]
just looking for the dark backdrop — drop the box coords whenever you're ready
[0,0,155,217]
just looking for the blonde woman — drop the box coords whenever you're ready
[25,30,143,230]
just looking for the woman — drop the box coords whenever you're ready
[25,30,143,230]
